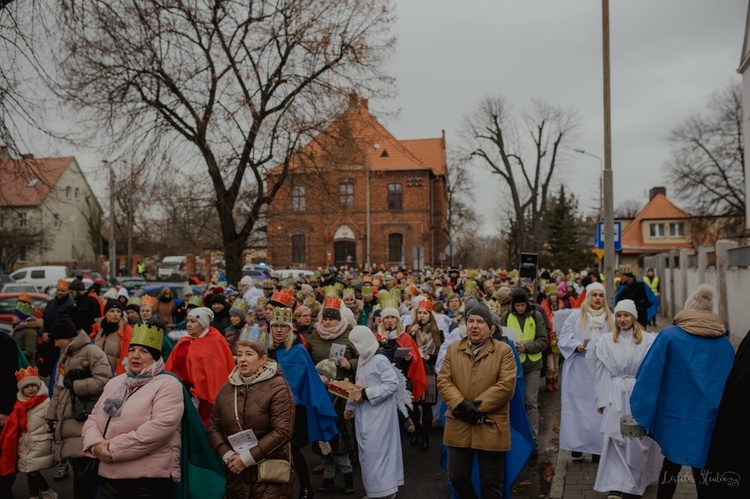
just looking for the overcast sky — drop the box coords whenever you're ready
[372,0,747,232]
[18,0,748,235]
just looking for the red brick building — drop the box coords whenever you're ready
[266,96,448,270]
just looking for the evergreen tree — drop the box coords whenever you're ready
[544,186,592,271]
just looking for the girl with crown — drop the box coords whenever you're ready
[0,367,57,498]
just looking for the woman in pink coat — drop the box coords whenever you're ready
[82,323,184,498]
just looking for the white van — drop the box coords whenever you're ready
[157,256,187,281]
[10,266,70,293]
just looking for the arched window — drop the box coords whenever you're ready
[292,186,306,212]
[339,182,354,208]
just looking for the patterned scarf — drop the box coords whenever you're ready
[103,358,165,417]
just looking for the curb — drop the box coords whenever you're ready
[549,448,569,499]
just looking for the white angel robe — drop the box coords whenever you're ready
[589,329,663,495]
[347,354,405,498]
[558,309,604,454]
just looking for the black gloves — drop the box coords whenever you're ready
[63,377,75,392]
[456,399,484,424]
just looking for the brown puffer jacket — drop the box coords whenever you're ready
[208,360,295,499]
[45,330,112,461]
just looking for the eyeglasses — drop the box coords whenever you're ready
[297,314,312,318]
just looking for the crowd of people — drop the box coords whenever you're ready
[0,264,744,499]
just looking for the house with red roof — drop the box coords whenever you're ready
[266,95,448,269]
[0,148,102,270]
[619,187,694,275]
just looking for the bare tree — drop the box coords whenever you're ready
[615,200,643,218]
[56,0,395,283]
[445,152,480,265]
[666,82,745,220]
[459,96,579,262]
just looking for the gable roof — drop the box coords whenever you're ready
[272,99,446,177]
[0,156,74,207]
[620,193,692,253]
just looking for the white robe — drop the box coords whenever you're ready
[346,354,404,498]
[558,309,604,454]
[589,329,663,495]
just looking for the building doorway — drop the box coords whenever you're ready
[333,225,356,268]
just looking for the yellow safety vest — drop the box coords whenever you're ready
[506,313,542,363]
[643,276,659,296]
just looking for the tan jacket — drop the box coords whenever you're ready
[437,337,516,451]
[45,331,112,460]
[16,392,54,473]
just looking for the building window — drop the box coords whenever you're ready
[75,187,80,199]
[17,212,28,229]
[388,233,403,262]
[0,213,4,229]
[669,222,685,238]
[53,214,61,230]
[649,223,665,238]
[388,183,402,210]
[339,183,354,208]
[292,186,306,212]
[291,235,306,263]
[65,186,71,198]
[19,246,27,262]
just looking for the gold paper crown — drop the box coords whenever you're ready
[187,295,202,307]
[323,285,338,297]
[545,284,558,295]
[57,279,70,290]
[270,307,293,325]
[361,285,373,295]
[232,298,250,314]
[619,264,633,275]
[240,325,269,346]
[130,323,164,351]
[334,282,345,292]
[342,288,355,297]
[126,296,141,307]
[140,295,157,308]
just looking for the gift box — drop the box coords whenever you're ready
[328,378,361,400]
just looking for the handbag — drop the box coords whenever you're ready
[257,458,291,484]
[81,415,112,482]
[72,397,97,422]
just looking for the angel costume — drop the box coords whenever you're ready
[587,329,662,495]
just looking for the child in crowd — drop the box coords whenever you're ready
[0,367,57,499]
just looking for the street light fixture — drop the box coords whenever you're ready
[365,144,380,271]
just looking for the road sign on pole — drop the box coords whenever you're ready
[597,221,622,250]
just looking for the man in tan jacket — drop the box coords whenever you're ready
[437,303,517,499]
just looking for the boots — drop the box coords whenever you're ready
[546,375,555,392]
[553,375,560,391]
[317,478,335,493]
[41,491,59,499]
[419,432,429,451]
[343,472,355,495]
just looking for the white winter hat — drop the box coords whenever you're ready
[188,307,214,329]
[614,299,637,318]
[684,284,714,311]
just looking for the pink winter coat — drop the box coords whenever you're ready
[81,371,184,481]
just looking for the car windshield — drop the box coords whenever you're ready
[161,262,179,268]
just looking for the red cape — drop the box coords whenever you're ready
[165,327,235,405]
[375,331,427,402]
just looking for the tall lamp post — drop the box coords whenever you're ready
[601,0,615,307]
[364,144,380,271]
[574,149,603,220]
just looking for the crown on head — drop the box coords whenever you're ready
[323,285,338,297]
[261,278,275,289]
[130,323,164,351]
[619,264,633,275]
[334,282,345,292]
[18,292,32,304]
[323,295,341,310]
[187,295,202,307]
[361,285,373,295]
[232,298,250,314]
[417,300,433,311]
[57,279,70,290]
[240,325,269,346]
[342,288,355,298]
[15,366,39,383]
[269,288,294,307]
[140,295,157,308]
[14,300,35,318]
[126,296,141,306]
[270,307,293,325]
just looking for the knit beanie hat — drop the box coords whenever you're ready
[380,307,400,320]
[684,284,714,311]
[68,279,86,292]
[614,299,637,319]
[466,303,494,326]
[51,315,78,339]
[189,307,214,329]
[511,287,529,305]
[104,298,123,314]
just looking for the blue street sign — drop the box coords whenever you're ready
[597,221,622,251]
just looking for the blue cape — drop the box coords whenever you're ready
[630,324,734,468]
[440,339,534,498]
[276,344,338,443]
[615,280,659,322]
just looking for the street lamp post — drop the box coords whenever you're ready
[574,148,603,220]
[365,144,379,271]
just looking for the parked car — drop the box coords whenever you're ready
[10,266,70,294]
[0,274,13,292]
[157,256,188,281]
[112,276,147,294]
[0,292,49,325]
[273,269,315,280]
[0,284,40,294]
[73,269,106,286]
[241,264,275,281]
[135,283,205,301]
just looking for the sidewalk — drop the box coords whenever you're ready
[548,314,699,499]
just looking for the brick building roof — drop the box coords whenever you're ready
[0,156,74,207]
[272,96,446,176]
[621,193,693,253]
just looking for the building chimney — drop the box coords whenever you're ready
[348,93,359,110]
[20,153,34,159]
[649,186,666,201]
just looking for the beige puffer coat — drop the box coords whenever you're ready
[16,385,54,473]
[45,331,112,460]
